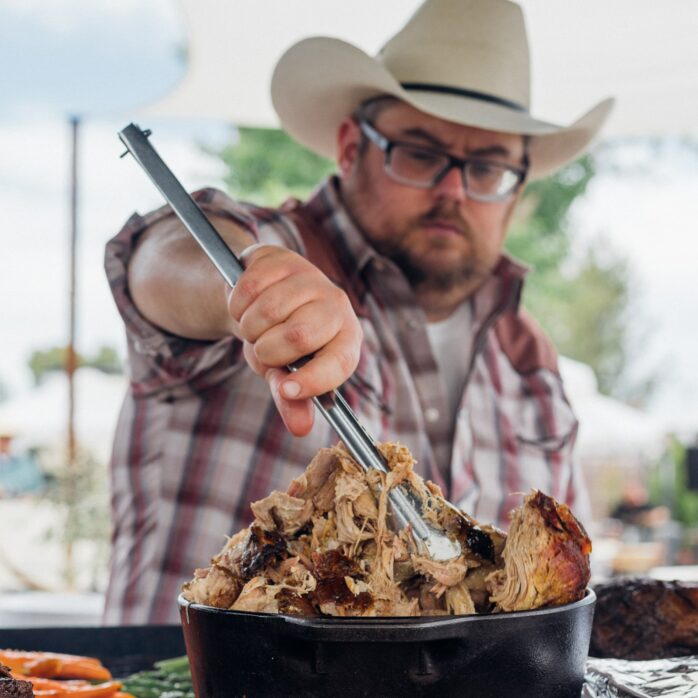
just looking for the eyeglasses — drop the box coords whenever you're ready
[358,120,528,203]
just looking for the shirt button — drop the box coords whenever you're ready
[373,259,385,271]
[425,407,440,423]
[406,318,420,330]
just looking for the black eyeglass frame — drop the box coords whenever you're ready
[358,119,529,203]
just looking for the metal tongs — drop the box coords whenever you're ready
[118,123,461,562]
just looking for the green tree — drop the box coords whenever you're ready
[220,127,334,205]
[88,346,122,375]
[43,447,111,589]
[506,155,647,399]
[28,345,123,386]
[650,437,698,527]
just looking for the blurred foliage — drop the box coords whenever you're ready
[28,345,123,386]
[217,128,648,400]
[219,127,335,205]
[42,447,110,589]
[506,155,645,398]
[662,438,698,527]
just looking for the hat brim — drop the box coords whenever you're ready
[271,37,614,180]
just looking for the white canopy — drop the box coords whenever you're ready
[0,369,126,462]
[145,0,698,138]
[559,357,666,463]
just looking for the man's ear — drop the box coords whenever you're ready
[336,117,361,176]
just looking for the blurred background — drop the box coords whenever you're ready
[2,0,698,625]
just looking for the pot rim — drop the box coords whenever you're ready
[178,588,595,641]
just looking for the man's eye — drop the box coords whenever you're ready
[468,162,501,179]
[402,147,442,166]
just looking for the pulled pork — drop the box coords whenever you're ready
[184,443,591,616]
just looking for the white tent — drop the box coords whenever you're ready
[559,357,666,463]
[144,0,698,138]
[0,369,127,463]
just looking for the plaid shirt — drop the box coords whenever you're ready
[103,178,587,624]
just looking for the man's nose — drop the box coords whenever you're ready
[432,165,467,203]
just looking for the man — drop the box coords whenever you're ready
[105,0,613,623]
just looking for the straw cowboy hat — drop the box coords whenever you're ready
[271,0,614,180]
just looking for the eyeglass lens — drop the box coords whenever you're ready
[388,144,519,199]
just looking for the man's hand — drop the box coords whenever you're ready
[227,245,363,436]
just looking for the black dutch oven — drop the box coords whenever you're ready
[179,589,595,698]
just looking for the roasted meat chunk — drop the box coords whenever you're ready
[487,490,591,612]
[590,578,698,660]
[183,443,590,616]
[0,663,33,698]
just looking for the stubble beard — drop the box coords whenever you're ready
[383,221,480,293]
[365,204,487,294]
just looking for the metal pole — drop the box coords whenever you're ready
[67,115,80,468]
[64,115,80,588]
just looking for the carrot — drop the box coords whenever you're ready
[52,660,112,681]
[2,650,123,697]
[0,651,28,673]
[24,676,73,690]
[24,680,123,698]
[1,650,106,666]
[24,657,62,677]
[59,680,123,696]
[0,650,112,681]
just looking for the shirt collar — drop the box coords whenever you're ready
[304,176,378,279]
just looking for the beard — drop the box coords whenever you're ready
[369,203,488,293]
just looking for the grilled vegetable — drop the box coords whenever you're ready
[120,656,193,698]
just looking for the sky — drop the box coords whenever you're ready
[0,0,231,393]
[1,0,698,441]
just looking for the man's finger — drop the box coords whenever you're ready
[252,302,345,368]
[227,246,298,321]
[237,274,319,343]
[265,367,316,436]
[276,324,362,400]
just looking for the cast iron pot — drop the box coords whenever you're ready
[179,590,595,698]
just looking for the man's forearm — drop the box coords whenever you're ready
[128,214,255,340]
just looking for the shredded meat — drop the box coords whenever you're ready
[183,443,590,617]
[250,491,314,537]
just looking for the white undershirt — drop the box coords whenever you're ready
[425,302,473,421]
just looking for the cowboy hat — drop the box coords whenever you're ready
[271,0,614,180]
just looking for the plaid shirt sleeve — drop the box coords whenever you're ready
[104,188,264,399]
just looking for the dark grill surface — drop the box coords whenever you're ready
[0,625,185,677]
